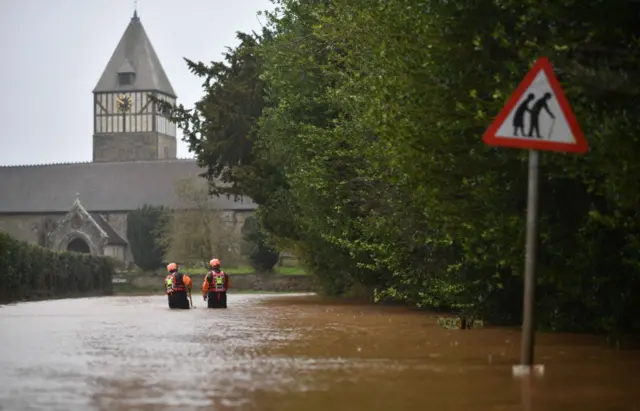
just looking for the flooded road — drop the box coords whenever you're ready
[0,294,638,411]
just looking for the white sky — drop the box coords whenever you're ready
[0,0,274,166]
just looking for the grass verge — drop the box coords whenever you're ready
[178,265,308,276]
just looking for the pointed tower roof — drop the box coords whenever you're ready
[93,11,176,97]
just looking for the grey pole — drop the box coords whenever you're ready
[520,149,540,366]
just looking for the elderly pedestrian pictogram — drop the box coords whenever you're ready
[483,57,588,154]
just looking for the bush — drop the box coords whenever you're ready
[0,231,114,304]
[240,216,279,273]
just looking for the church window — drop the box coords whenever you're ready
[118,72,135,86]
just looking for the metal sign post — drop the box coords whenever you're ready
[482,57,588,376]
[520,149,540,366]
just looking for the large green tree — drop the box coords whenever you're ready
[256,0,396,296]
[126,205,167,271]
[172,0,640,334]
[240,215,279,272]
[166,30,274,201]
[255,0,640,331]
[309,0,640,330]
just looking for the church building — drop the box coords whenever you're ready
[0,11,256,267]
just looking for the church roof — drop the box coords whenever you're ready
[0,159,256,213]
[90,213,128,245]
[93,11,176,97]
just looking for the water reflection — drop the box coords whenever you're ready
[0,294,638,410]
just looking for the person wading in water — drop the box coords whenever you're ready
[165,263,192,309]
[202,258,230,309]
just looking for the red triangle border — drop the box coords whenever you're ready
[482,57,588,154]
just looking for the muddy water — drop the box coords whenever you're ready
[0,294,638,411]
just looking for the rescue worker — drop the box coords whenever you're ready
[165,263,192,309]
[202,258,230,309]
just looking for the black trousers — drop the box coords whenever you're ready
[168,291,190,309]
[207,291,227,308]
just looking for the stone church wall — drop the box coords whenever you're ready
[100,212,128,241]
[0,213,64,246]
[93,133,158,162]
[47,211,106,255]
[0,209,257,269]
[104,244,126,261]
[98,212,134,265]
[234,211,252,235]
[157,134,177,159]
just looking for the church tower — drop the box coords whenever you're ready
[92,11,177,162]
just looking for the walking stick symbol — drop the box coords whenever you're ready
[547,117,556,140]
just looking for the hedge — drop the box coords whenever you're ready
[0,232,115,304]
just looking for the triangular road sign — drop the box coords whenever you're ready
[483,57,588,154]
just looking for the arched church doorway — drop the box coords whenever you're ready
[66,237,91,254]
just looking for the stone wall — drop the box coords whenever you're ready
[47,209,106,254]
[227,274,315,292]
[93,133,158,162]
[0,213,64,245]
[233,210,253,236]
[101,212,128,241]
[0,212,129,262]
[104,244,126,261]
[157,134,177,159]
[0,209,255,269]
[100,212,133,263]
[128,274,316,293]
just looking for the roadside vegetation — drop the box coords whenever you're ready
[153,0,640,335]
[0,232,114,303]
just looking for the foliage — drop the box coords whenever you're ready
[173,0,640,334]
[240,215,279,272]
[0,231,114,303]
[157,178,241,268]
[126,204,167,271]
[160,31,273,200]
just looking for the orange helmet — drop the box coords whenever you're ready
[209,258,221,268]
[167,263,178,272]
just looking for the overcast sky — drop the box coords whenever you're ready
[0,0,273,166]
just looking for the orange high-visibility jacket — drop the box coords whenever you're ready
[202,271,230,296]
[183,274,192,290]
[165,273,192,293]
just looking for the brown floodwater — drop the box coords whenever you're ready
[0,293,638,411]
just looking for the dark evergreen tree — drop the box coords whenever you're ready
[241,215,279,273]
[126,205,167,271]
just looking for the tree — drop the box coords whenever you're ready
[171,0,640,334]
[157,26,300,269]
[161,30,273,201]
[254,0,640,330]
[126,205,167,271]
[157,178,241,268]
[240,215,279,272]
